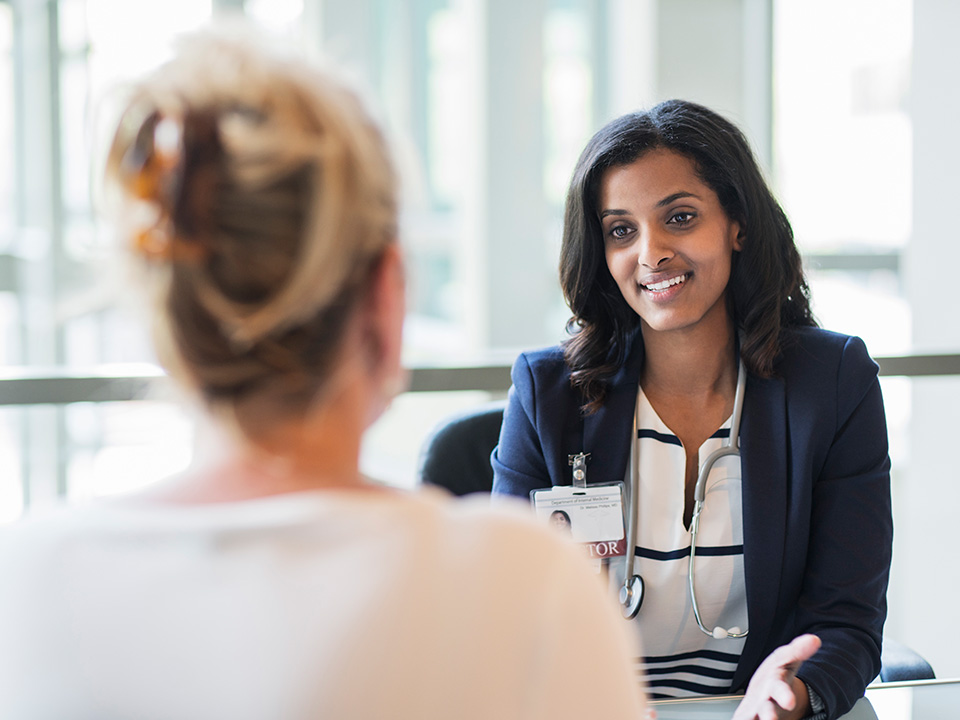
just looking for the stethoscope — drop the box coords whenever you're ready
[618,360,749,641]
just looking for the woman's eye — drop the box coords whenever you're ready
[609,226,631,240]
[668,211,695,225]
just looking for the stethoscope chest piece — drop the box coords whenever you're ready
[619,574,644,620]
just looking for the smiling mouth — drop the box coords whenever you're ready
[641,273,689,292]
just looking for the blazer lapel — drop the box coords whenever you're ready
[582,331,645,485]
[731,372,788,691]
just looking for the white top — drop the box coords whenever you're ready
[630,387,748,698]
[0,488,645,720]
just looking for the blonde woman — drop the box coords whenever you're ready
[0,29,646,720]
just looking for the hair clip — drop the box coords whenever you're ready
[119,111,208,264]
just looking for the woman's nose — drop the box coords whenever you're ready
[636,228,674,268]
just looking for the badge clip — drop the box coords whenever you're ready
[567,452,590,489]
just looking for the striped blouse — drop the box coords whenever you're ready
[628,386,749,699]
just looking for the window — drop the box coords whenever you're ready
[774,0,912,356]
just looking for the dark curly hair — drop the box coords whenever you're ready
[560,99,815,413]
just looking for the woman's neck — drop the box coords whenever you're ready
[639,315,738,399]
[131,369,375,505]
[130,433,368,508]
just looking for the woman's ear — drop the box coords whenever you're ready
[363,242,407,421]
[732,222,745,252]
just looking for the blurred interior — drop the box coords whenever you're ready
[0,0,957,680]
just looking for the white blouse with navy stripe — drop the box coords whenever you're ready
[629,386,749,699]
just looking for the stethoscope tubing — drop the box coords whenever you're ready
[620,403,643,619]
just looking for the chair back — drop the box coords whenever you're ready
[418,400,506,496]
[879,636,935,682]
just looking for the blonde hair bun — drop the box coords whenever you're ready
[105,25,398,423]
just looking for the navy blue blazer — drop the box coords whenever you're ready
[492,326,892,719]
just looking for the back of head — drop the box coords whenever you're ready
[104,27,398,438]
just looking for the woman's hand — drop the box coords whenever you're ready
[732,634,821,720]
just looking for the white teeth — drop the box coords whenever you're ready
[644,274,687,292]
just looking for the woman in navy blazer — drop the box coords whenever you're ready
[492,100,891,720]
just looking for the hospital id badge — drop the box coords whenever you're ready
[530,484,626,560]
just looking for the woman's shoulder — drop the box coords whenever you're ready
[395,490,645,717]
[775,327,881,409]
[513,342,568,372]
[508,342,573,395]
[778,326,877,372]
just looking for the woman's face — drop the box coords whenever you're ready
[599,148,741,338]
[550,511,571,531]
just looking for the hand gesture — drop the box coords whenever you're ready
[732,634,821,720]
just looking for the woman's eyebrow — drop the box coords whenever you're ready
[600,191,703,218]
[599,208,629,219]
[656,191,701,207]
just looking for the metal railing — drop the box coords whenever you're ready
[2,354,960,406]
